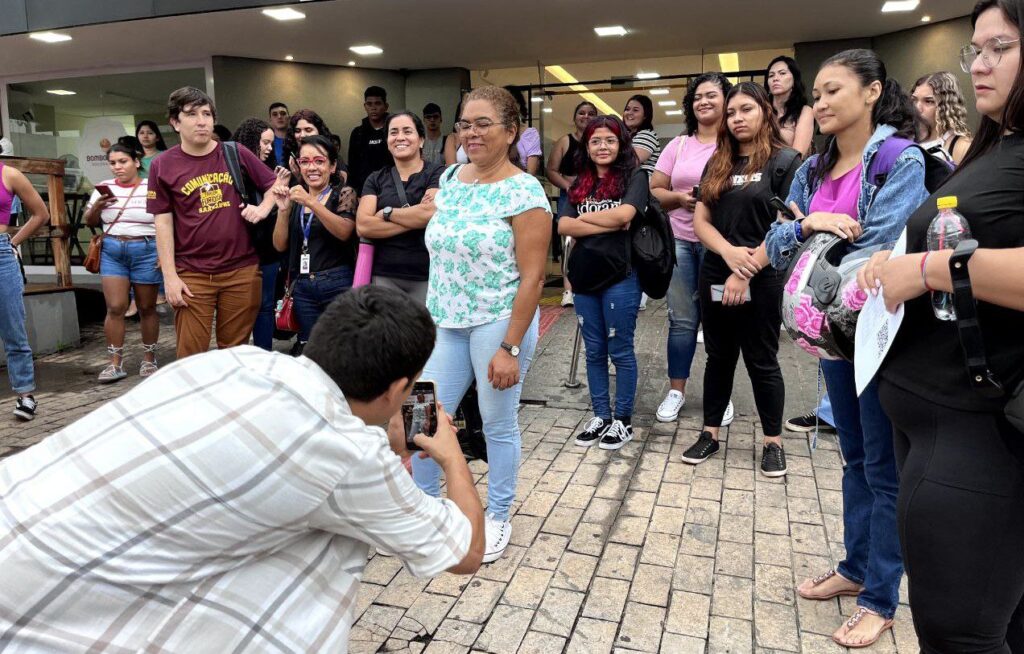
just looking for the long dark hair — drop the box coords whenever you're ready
[135,120,167,151]
[285,109,332,164]
[232,118,273,166]
[810,49,916,191]
[684,72,733,136]
[569,116,638,204]
[625,94,655,133]
[297,134,343,189]
[701,82,787,206]
[764,56,809,127]
[955,0,1024,174]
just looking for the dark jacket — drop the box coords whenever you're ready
[347,117,394,193]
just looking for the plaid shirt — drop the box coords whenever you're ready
[0,347,471,653]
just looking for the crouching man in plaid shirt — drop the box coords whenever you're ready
[0,286,483,653]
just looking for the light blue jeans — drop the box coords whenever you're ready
[0,234,35,394]
[412,311,539,522]
[666,239,704,380]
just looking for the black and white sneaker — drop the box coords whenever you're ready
[13,395,36,421]
[681,430,720,464]
[598,420,633,450]
[575,417,609,447]
[784,411,836,434]
[760,443,788,477]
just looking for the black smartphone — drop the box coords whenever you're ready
[769,196,796,221]
[692,184,700,200]
[402,380,438,450]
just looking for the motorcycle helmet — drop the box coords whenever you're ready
[781,233,871,361]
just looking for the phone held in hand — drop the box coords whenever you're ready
[692,185,701,201]
[95,184,115,199]
[402,380,438,451]
[769,196,796,221]
[710,284,751,303]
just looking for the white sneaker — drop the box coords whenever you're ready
[696,329,704,344]
[656,390,685,422]
[561,290,574,307]
[639,293,648,311]
[722,400,735,427]
[483,513,511,563]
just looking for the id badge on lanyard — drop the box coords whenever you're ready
[299,189,330,275]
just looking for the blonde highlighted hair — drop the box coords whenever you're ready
[913,72,972,138]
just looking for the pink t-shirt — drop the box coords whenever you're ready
[654,135,717,242]
[808,163,862,218]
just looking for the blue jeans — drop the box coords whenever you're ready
[291,265,353,342]
[99,237,162,285]
[666,239,704,380]
[821,359,902,619]
[816,392,835,426]
[0,235,34,394]
[253,262,280,350]
[574,272,642,420]
[412,311,539,522]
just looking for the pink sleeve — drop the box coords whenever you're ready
[654,136,680,177]
[521,128,542,157]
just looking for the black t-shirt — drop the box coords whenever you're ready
[361,162,444,281]
[882,133,1024,412]
[561,169,649,293]
[700,148,800,285]
[287,185,357,275]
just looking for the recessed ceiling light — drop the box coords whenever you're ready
[542,107,553,113]
[29,31,72,43]
[921,14,932,21]
[46,89,76,96]
[650,88,670,96]
[350,45,383,56]
[285,55,294,61]
[348,60,356,66]
[594,25,627,37]
[881,0,919,12]
[665,110,683,116]
[636,72,660,80]
[658,100,677,107]
[531,97,544,103]
[262,7,305,20]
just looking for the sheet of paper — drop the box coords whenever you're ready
[854,230,908,396]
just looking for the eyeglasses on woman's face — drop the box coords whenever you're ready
[961,36,1021,73]
[454,119,505,135]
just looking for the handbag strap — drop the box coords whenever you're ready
[390,166,411,208]
[101,183,141,235]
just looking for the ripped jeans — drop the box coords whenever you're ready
[666,239,704,380]
[573,271,642,420]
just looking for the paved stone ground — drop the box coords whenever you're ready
[0,298,918,653]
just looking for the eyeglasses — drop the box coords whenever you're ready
[588,137,619,148]
[960,37,1021,72]
[297,156,328,167]
[454,119,505,135]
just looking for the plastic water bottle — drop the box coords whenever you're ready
[926,196,971,321]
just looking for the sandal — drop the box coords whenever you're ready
[139,343,159,378]
[797,569,863,600]
[98,345,127,384]
[833,606,894,649]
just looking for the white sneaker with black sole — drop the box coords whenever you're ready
[598,420,633,450]
[656,390,685,422]
[483,512,511,563]
[13,395,36,421]
[575,417,609,447]
[722,400,735,427]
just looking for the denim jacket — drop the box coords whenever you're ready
[766,124,929,270]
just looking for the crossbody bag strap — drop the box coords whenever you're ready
[390,166,411,207]
[102,183,141,235]
[222,141,250,203]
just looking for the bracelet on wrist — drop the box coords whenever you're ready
[920,252,934,292]
[794,220,804,243]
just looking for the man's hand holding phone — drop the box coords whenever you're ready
[412,403,464,469]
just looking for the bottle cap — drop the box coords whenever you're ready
[937,196,958,210]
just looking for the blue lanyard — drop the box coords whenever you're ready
[300,188,332,250]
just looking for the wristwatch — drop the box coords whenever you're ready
[500,341,521,357]
[382,206,394,222]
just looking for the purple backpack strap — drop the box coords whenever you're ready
[866,136,915,187]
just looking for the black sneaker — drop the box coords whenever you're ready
[599,420,633,450]
[13,395,36,421]
[784,411,836,434]
[681,431,719,464]
[575,417,609,447]
[761,442,788,477]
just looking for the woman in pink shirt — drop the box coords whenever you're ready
[650,73,732,424]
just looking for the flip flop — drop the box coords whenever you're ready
[833,607,895,649]
[797,569,863,600]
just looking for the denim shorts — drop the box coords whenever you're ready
[100,237,162,285]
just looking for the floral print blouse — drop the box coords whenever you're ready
[425,165,551,328]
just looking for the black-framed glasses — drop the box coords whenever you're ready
[960,37,1021,72]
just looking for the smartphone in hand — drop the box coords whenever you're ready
[94,184,115,199]
[710,284,751,302]
[769,196,796,221]
[402,380,438,451]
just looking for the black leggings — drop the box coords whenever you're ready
[879,379,1024,654]
[699,273,785,434]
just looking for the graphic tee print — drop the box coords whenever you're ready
[425,166,551,328]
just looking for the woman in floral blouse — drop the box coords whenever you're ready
[415,86,551,564]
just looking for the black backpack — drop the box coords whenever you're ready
[630,195,676,299]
